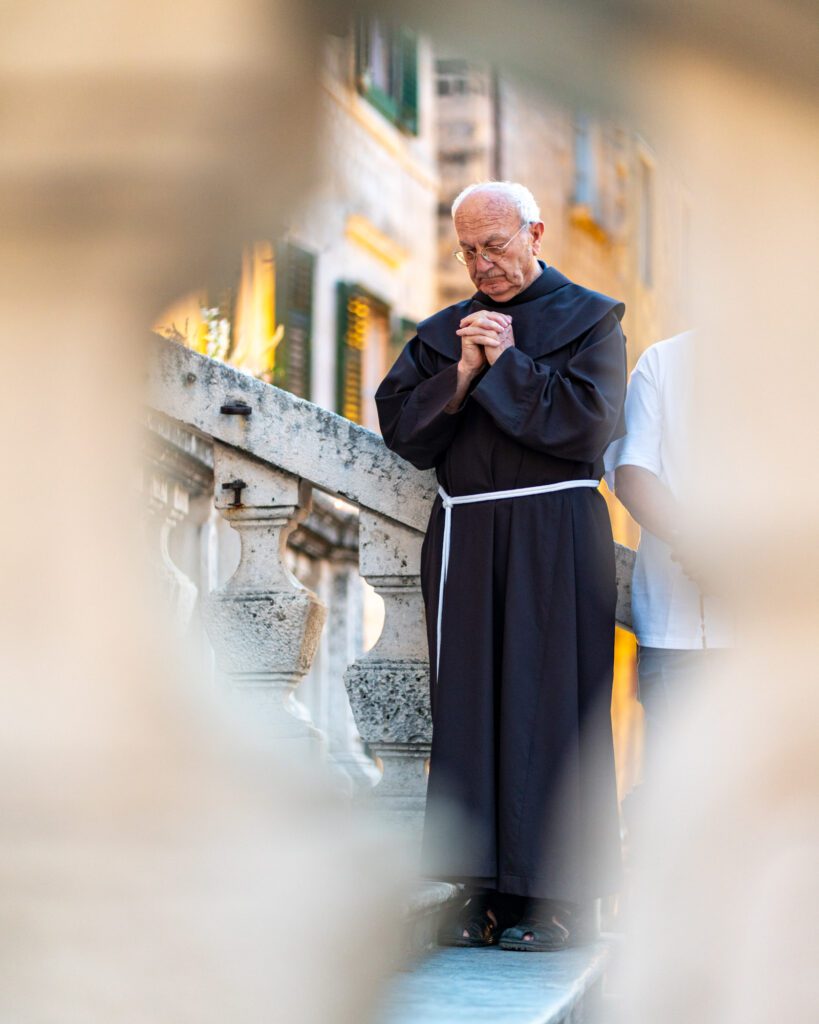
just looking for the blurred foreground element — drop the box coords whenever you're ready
[2,0,816,1021]
[619,52,819,1024]
[375,1,819,1020]
[0,2,411,1021]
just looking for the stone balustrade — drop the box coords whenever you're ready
[145,335,634,837]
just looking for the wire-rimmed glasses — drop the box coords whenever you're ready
[452,222,529,265]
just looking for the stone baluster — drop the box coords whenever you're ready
[143,416,215,629]
[323,562,382,791]
[203,441,327,753]
[145,471,200,627]
[344,510,432,839]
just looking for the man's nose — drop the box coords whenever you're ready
[475,252,495,271]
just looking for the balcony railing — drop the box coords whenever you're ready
[145,334,635,841]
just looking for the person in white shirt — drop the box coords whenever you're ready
[604,331,732,769]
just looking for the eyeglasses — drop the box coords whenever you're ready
[453,222,529,265]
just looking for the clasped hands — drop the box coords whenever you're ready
[456,310,515,373]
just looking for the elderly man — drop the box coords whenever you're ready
[374,181,627,950]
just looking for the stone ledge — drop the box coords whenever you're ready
[147,334,437,532]
[401,882,461,959]
[377,939,610,1024]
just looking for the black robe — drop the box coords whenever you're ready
[374,262,626,901]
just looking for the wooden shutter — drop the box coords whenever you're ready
[398,29,419,135]
[337,284,394,426]
[336,283,365,424]
[355,19,419,136]
[275,243,314,400]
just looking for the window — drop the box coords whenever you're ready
[273,242,315,400]
[356,20,419,134]
[435,59,486,97]
[336,283,392,430]
[441,150,471,166]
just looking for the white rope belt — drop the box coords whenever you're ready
[434,479,600,681]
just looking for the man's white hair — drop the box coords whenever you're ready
[451,181,541,223]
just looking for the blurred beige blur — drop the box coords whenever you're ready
[0,2,409,1022]
[2,0,817,1021]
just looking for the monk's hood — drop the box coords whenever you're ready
[416,265,625,361]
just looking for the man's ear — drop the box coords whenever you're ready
[529,220,545,255]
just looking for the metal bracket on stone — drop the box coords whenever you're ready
[221,479,247,507]
[219,399,252,416]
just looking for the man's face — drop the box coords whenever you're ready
[453,194,544,301]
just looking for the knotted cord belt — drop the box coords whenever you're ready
[434,479,600,680]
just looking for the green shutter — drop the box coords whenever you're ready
[356,19,399,124]
[337,283,395,424]
[398,29,419,135]
[355,20,419,135]
[336,282,365,424]
[274,243,314,400]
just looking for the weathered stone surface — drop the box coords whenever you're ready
[360,744,431,841]
[344,656,431,836]
[205,589,325,675]
[402,882,461,959]
[359,509,425,579]
[614,541,634,631]
[147,335,437,533]
[343,506,433,829]
[203,446,327,747]
[345,661,431,746]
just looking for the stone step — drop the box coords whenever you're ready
[402,881,462,957]
[375,940,611,1024]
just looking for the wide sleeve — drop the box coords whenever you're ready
[374,335,468,471]
[469,310,627,463]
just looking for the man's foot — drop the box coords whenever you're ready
[437,889,521,948]
[498,898,598,952]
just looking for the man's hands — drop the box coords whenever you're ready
[443,310,515,413]
[456,311,515,371]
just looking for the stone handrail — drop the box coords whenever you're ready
[146,334,435,531]
[146,335,634,835]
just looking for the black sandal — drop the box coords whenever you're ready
[499,898,597,952]
[437,890,521,948]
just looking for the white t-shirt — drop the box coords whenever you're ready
[604,332,732,649]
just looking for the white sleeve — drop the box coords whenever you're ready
[604,354,663,487]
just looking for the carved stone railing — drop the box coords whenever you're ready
[145,335,634,834]
[143,412,215,629]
